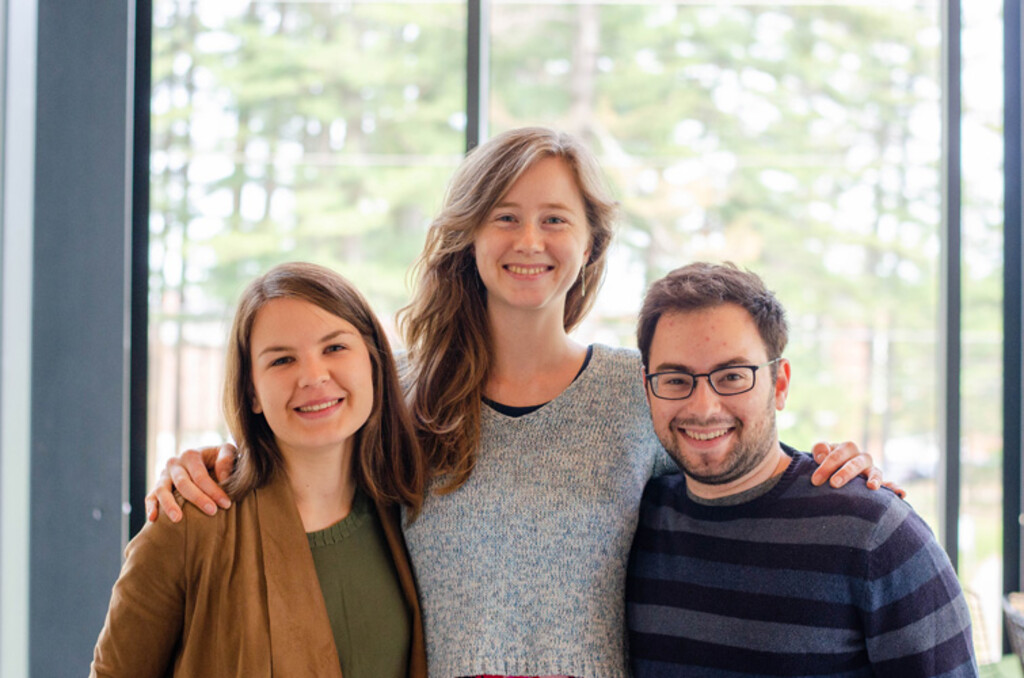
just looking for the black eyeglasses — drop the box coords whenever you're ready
[646,359,780,400]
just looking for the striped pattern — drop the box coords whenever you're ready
[626,449,978,678]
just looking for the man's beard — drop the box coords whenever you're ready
[658,393,778,486]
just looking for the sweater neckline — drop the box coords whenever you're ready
[305,489,371,547]
[482,344,595,418]
[678,445,804,514]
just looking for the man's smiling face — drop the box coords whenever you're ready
[645,303,790,490]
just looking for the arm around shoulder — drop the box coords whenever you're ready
[90,504,189,678]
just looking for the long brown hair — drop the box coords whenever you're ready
[222,262,425,517]
[398,127,617,492]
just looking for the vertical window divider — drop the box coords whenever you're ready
[466,0,489,151]
[941,0,963,569]
[1003,0,1023,605]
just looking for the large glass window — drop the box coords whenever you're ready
[150,0,1007,660]
[149,0,465,477]
[491,1,944,525]
[960,0,1004,661]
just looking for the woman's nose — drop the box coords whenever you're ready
[514,220,544,252]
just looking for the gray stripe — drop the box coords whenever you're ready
[629,603,862,653]
[642,501,911,549]
[867,595,972,661]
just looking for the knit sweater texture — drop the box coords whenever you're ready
[402,344,674,678]
[627,447,978,678]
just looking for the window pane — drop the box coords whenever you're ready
[492,0,943,526]
[960,0,1004,662]
[149,0,465,482]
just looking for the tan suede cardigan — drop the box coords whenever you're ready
[90,473,426,678]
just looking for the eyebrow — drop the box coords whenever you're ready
[651,357,755,373]
[256,329,358,358]
[491,200,576,212]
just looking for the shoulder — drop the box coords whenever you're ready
[134,491,255,557]
[591,343,642,369]
[640,471,686,509]
[785,447,905,509]
[586,344,644,389]
[781,446,918,545]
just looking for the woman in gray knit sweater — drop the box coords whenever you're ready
[147,128,886,678]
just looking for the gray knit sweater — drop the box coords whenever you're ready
[402,344,674,678]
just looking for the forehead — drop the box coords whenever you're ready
[250,297,359,345]
[648,303,768,369]
[504,156,584,205]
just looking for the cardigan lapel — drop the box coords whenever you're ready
[255,474,344,677]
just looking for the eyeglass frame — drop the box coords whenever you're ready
[645,358,782,401]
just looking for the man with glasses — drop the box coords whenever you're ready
[625,262,977,677]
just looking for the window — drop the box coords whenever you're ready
[150,0,1006,658]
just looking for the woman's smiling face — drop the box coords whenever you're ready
[473,156,591,320]
[249,297,374,461]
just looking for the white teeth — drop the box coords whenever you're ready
[297,399,340,413]
[685,429,729,441]
[506,264,548,275]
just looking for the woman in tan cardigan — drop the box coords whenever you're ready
[91,262,427,678]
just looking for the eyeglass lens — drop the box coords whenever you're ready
[654,366,756,399]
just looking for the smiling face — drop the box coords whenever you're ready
[249,297,374,463]
[473,156,591,321]
[645,303,791,495]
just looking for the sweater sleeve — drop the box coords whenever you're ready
[90,504,188,678]
[862,503,978,677]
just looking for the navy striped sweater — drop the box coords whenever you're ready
[626,447,978,678]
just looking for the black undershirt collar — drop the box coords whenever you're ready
[482,345,594,418]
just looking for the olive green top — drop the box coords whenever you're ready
[307,490,411,678]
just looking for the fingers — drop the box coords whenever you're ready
[171,448,231,516]
[145,466,182,523]
[213,443,238,485]
[809,441,872,489]
[882,479,907,499]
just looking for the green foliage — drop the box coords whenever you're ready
[151,2,1003,520]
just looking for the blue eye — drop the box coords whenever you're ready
[270,356,292,367]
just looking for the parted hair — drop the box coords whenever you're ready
[397,127,618,492]
[637,262,789,370]
[222,261,425,517]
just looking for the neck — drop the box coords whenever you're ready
[281,442,358,532]
[485,305,587,407]
[686,441,790,501]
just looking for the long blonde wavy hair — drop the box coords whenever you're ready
[398,127,618,492]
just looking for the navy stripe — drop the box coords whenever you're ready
[869,513,936,577]
[634,525,871,577]
[863,569,959,635]
[869,631,976,676]
[629,630,869,675]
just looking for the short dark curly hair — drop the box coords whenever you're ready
[637,262,788,370]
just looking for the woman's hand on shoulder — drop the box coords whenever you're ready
[809,440,906,498]
[144,443,238,523]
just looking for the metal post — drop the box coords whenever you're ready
[466,0,489,152]
[1004,0,1023,603]
[940,0,962,569]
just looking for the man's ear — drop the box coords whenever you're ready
[774,358,791,411]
